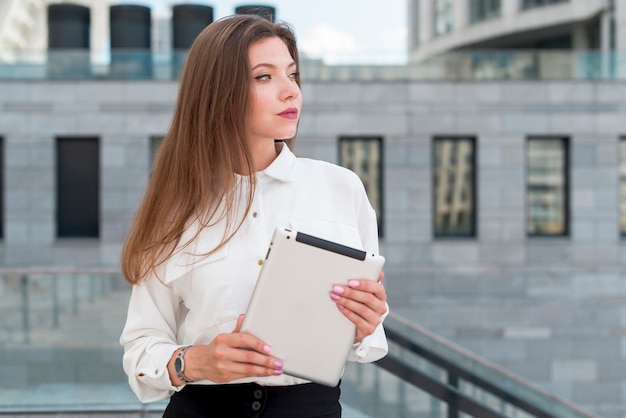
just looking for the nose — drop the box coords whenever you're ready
[280,75,300,101]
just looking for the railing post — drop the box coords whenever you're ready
[52,275,59,327]
[71,274,78,315]
[448,373,459,418]
[20,274,30,344]
[89,274,96,304]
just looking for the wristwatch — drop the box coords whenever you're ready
[174,345,193,383]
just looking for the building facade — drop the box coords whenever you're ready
[1,74,626,417]
[408,0,626,62]
[1,1,626,416]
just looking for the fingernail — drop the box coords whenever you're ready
[274,360,283,368]
[337,304,345,310]
[273,369,283,375]
[333,285,344,294]
[330,293,341,301]
[348,280,360,287]
[263,345,272,353]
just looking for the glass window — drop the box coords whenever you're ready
[527,137,569,236]
[619,138,626,235]
[521,0,568,11]
[434,0,453,36]
[339,137,384,237]
[56,137,99,238]
[433,137,476,237]
[470,0,501,24]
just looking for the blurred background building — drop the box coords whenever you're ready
[0,1,625,418]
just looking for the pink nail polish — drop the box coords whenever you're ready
[348,280,360,287]
[330,293,340,301]
[273,369,283,375]
[274,360,283,368]
[333,285,344,294]
[337,304,345,310]
[263,345,272,353]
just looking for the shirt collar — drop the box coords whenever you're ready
[257,141,297,183]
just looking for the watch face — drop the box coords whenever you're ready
[174,357,183,373]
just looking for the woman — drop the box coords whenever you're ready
[119,14,388,417]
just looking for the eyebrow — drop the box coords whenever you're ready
[251,61,297,71]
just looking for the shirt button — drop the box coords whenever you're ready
[252,212,258,218]
[252,401,262,411]
[258,259,263,265]
[254,389,263,399]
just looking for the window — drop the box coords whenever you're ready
[434,0,453,36]
[527,137,569,236]
[470,0,501,24]
[619,137,626,235]
[339,137,384,237]
[433,137,476,237]
[56,137,99,238]
[521,0,568,11]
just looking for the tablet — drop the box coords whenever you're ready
[240,227,385,387]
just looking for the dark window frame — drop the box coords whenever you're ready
[520,0,568,11]
[338,136,385,238]
[56,136,100,239]
[469,0,501,24]
[432,136,477,239]
[526,136,570,237]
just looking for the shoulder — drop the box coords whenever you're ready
[295,157,363,187]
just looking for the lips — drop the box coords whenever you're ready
[278,108,299,120]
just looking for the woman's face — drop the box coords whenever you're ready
[247,36,302,145]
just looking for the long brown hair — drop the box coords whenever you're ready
[121,15,301,284]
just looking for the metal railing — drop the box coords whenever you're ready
[340,313,598,418]
[0,50,626,81]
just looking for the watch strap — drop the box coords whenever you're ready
[175,345,193,383]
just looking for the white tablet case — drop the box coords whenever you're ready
[240,227,385,387]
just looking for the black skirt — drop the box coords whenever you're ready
[162,381,342,418]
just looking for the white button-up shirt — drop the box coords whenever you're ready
[119,144,389,403]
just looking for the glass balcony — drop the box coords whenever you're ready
[0,50,624,81]
[0,271,597,417]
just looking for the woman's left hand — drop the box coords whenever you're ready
[330,271,387,344]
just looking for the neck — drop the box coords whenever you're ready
[250,140,282,172]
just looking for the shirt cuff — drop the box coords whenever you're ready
[347,302,389,363]
[134,344,182,394]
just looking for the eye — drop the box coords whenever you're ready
[254,74,271,81]
[289,72,299,80]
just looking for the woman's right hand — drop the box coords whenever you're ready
[168,314,283,385]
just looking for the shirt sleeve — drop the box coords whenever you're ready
[346,174,390,363]
[119,275,185,403]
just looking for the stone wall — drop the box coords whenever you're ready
[1,79,625,416]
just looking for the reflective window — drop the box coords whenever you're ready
[56,137,100,238]
[470,0,501,24]
[434,0,453,36]
[433,137,476,237]
[339,137,384,237]
[527,137,569,236]
[619,138,626,235]
[521,0,568,10]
